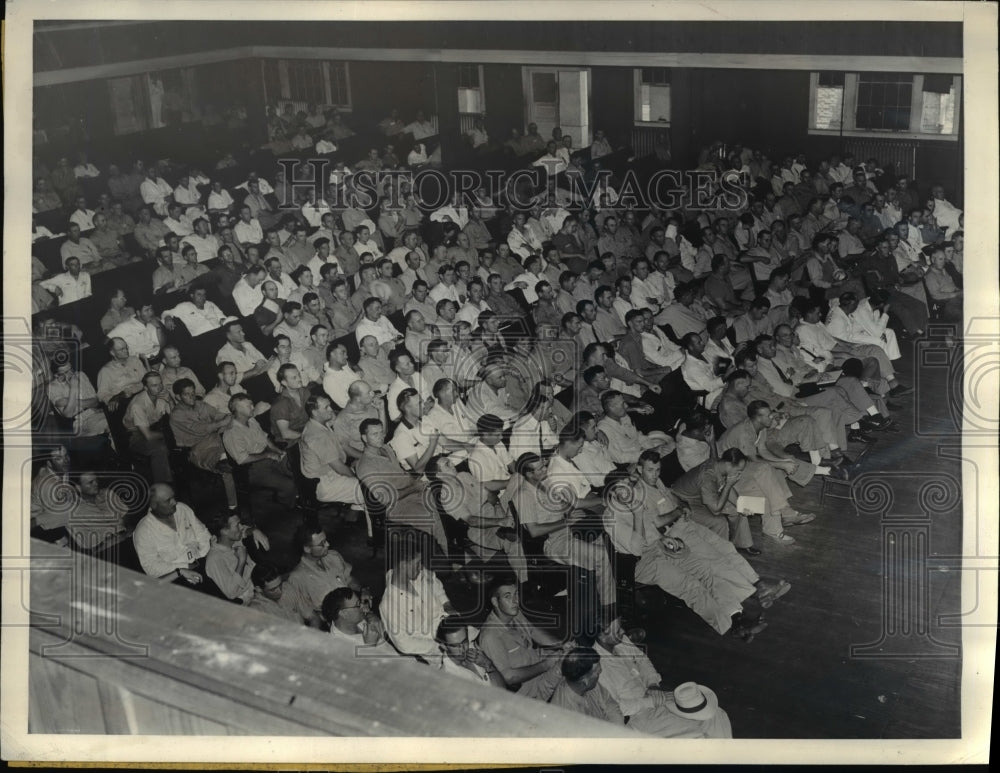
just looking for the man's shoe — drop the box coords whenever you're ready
[861,415,892,431]
[847,429,877,444]
[888,383,913,397]
[738,545,762,557]
[625,627,647,645]
[827,466,851,481]
[765,532,796,545]
[836,454,855,467]
[782,512,816,526]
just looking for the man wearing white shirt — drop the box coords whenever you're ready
[466,414,515,488]
[422,379,477,455]
[234,205,264,248]
[233,266,267,317]
[505,255,545,305]
[207,181,234,213]
[640,310,685,370]
[163,202,195,238]
[321,342,361,408]
[39,257,92,306]
[532,140,568,176]
[385,349,431,422]
[507,212,543,261]
[307,238,341,279]
[69,196,96,231]
[263,258,297,300]
[353,226,383,262]
[273,302,312,352]
[456,281,491,327]
[162,287,229,337]
[403,110,436,141]
[826,293,900,362]
[140,170,174,217]
[679,333,725,408]
[182,218,221,262]
[216,321,270,383]
[429,265,462,305]
[354,297,402,349]
[106,303,164,360]
[235,172,274,196]
[929,185,962,236]
[132,484,210,583]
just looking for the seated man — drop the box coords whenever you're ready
[132,484,210,586]
[826,292,900,362]
[269,364,311,446]
[286,522,366,627]
[550,648,633,728]
[595,391,674,465]
[216,321,271,386]
[425,454,524,581]
[39,256,93,306]
[679,332,726,409]
[421,377,477,455]
[506,452,616,616]
[323,587,395,657]
[591,619,733,738]
[204,512,268,604]
[732,297,774,345]
[106,302,165,361]
[718,401,833,542]
[923,246,962,322]
[356,418,448,553]
[47,358,109,441]
[162,286,230,337]
[754,334,890,448]
[435,616,506,686]
[380,529,456,658]
[606,456,784,637]
[795,300,909,396]
[123,371,173,484]
[247,563,312,624]
[299,394,365,507]
[476,574,570,701]
[222,394,297,509]
[169,378,237,509]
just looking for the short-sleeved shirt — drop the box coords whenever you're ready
[222,418,270,464]
[216,341,266,381]
[476,610,545,685]
[270,388,310,439]
[286,552,353,615]
[123,390,171,432]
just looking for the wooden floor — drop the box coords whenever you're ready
[635,331,965,739]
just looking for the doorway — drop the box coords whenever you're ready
[523,67,591,148]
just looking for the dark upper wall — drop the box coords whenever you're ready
[34,20,962,72]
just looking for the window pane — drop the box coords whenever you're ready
[920,87,956,134]
[329,62,349,106]
[457,88,482,114]
[813,85,844,129]
[644,84,670,122]
[532,72,558,103]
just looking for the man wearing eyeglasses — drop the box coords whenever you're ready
[322,587,395,656]
[286,523,370,626]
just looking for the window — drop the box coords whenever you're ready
[812,72,845,130]
[634,68,671,124]
[457,64,485,114]
[855,72,913,131]
[276,60,352,110]
[809,72,960,140]
[328,62,351,108]
[287,61,325,104]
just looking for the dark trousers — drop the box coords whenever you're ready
[248,457,297,508]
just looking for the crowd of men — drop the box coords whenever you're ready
[28,103,964,736]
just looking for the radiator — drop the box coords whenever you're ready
[843,139,918,180]
[631,125,670,159]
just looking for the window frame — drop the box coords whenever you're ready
[457,64,486,116]
[276,59,352,111]
[808,71,960,142]
[633,68,671,127]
